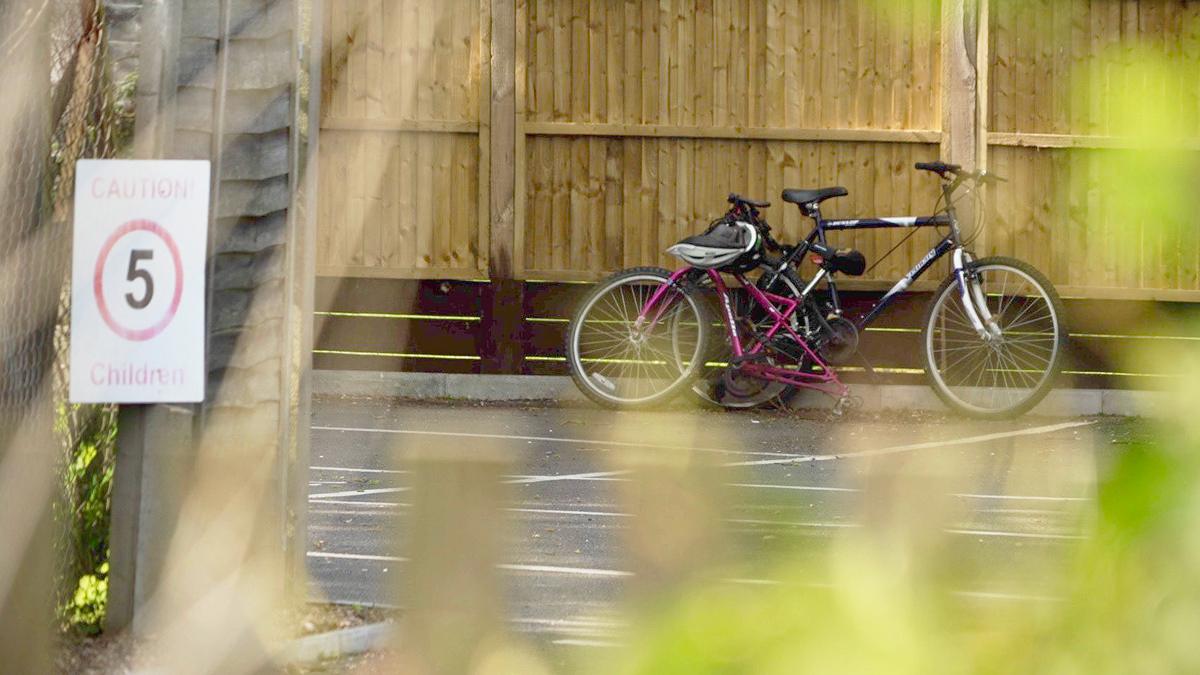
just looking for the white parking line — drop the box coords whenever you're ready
[954,492,1088,502]
[509,507,630,518]
[309,498,404,507]
[947,528,1084,541]
[312,465,408,475]
[551,638,622,648]
[307,551,404,563]
[307,551,1069,603]
[498,563,633,578]
[307,551,632,578]
[725,420,1096,467]
[728,483,856,493]
[506,470,631,485]
[511,617,623,630]
[312,424,803,459]
[307,486,409,499]
[307,503,1081,540]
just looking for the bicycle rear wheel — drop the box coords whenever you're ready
[923,256,1066,419]
[566,268,711,409]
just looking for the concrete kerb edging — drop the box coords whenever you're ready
[314,370,1163,417]
[283,622,393,664]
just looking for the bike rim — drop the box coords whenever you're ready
[925,265,1061,414]
[571,274,705,405]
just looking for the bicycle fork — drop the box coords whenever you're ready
[952,248,1002,340]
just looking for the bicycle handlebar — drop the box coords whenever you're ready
[915,162,1006,185]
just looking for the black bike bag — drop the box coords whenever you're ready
[814,248,866,276]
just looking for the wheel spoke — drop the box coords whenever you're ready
[569,273,708,405]
[926,263,1062,416]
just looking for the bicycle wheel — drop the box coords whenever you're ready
[923,256,1067,419]
[567,267,711,409]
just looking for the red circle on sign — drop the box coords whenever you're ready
[93,219,184,342]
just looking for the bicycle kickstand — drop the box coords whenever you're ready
[854,349,880,383]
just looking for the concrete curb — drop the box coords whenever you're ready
[284,622,392,663]
[314,370,1162,417]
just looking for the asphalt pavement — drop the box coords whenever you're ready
[306,396,1135,651]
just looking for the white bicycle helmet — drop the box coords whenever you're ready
[667,220,763,272]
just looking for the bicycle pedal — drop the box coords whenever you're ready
[831,394,863,417]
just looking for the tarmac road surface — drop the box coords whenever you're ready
[306,396,1135,652]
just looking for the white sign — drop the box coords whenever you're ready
[70,160,210,403]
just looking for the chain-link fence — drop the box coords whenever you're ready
[0,0,134,635]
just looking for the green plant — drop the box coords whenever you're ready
[54,404,117,634]
[64,562,109,636]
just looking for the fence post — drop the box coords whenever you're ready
[940,0,981,171]
[482,0,524,374]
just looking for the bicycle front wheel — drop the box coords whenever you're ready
[923,256,1067,419]
[566,267,711,409]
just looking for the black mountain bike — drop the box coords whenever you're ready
[567,162,1067,419]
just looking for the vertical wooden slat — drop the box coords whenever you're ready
[514,0,528,276]
[767,0,785,128]
[624,0,642,126]
[801,0,820,129]
[607,0,624,125]
[713,0,729,127]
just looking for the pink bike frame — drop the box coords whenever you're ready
[638,268,849,400]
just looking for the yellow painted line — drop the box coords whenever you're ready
[316,311,480,322]
[314,350,480,361]
[1062,370,1174,378]
[1071,332,1200,342]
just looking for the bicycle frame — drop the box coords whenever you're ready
[768,185,997,339]
[638,267,850,400]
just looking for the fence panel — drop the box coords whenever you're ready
[985,0,1200,300]
[315,0,1200,296]
[519,0,946,283]
[318,0,487,279]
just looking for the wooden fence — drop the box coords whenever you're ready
[314,0,1200,383]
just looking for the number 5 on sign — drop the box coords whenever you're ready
[70,160,210,403]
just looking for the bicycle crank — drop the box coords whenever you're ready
[831,394,864,417]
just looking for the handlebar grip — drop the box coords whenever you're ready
[915,161,963,175]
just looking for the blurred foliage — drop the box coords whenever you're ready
[610,424,1200,675]
[54,405,117,635]
[64,562,109,636]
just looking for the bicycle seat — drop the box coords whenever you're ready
[781,186,848,207]
[728,193,771,208]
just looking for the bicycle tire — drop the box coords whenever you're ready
[566,267,713,410]
[922,256,1067,420]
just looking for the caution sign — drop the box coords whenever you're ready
[70,160,210,403]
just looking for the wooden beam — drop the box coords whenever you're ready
[316,264,489,280]
[482,0,524,374]
[976,0,990,171]
[940,0,980,169]
[988,132,1200,151]
[523,121,942,144]
[489,0,516,281]
[319,118,480,133]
